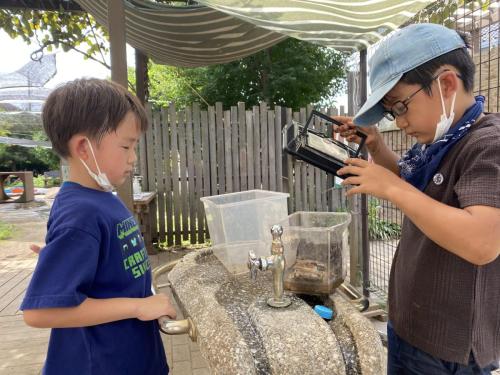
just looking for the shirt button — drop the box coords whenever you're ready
[433,173,444,185]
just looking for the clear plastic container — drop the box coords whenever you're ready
[279,211,351,295]
[201,190,289,245]
[211,241,268,276]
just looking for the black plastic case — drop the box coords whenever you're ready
[283,110,367,178]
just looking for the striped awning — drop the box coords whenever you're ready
[196,0,434,51]
[75,0,287,67]
[75,0,432,67]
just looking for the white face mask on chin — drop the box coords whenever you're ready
[432,78,457,143]
[79,138,115,192]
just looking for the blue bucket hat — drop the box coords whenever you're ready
[353,23,466,126]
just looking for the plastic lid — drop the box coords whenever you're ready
[314,305,333,320]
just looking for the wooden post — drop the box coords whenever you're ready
[135,50,148,104]
[108,0,133,211]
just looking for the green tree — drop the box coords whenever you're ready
[130,38,347,110]
[0,9,109,68]
[200,38,346,109]
[0,113,59,174]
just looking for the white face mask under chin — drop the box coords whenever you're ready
[432,79,456,143]
[79,138,115,192]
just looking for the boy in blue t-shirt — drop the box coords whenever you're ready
[21,78,176,374]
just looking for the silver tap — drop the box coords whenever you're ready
[248,224,291,308]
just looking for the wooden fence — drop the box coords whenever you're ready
[138,102,349,246]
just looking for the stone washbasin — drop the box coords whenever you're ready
[167,249,386,375]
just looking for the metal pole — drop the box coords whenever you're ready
[347,70,361,288]
[359,49,370,298]
[108,0,133,211]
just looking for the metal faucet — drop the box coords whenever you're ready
[248,224,291,308]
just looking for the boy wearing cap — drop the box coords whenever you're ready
[335,24,500,374]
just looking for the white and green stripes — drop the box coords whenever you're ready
[75,0,432,67]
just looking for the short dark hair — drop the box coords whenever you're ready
[400,31,475,94]
[43,78,148,157]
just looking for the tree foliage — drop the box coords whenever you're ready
[0,8,109,67]
[0,113,59,174]
[199,38,347,109]
[130,38,347,110]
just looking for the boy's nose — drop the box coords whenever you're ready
[129,149,138,165]
[395,116,409,130]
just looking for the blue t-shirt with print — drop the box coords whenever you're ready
[21,182,168,375]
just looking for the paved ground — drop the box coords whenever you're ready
[0,197,208,375]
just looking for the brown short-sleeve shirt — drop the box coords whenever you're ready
[388,113,500,367]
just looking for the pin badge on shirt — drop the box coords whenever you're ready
[433,173,444,185]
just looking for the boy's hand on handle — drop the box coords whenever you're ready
[136,294,177,321]
[338,158,403,200]
[331,115,379,149]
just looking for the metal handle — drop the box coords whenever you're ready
[248,251,260,281]
[152,260,197,342]
[304,110,368,158]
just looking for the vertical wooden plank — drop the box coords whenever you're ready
[208,106,217,195]
[286,108,294,212]
[153,110,165,243]
[325,107,336,211]
[253,105,261,189]
[185,106,196,244]
[299,108,308,211]
[193,103,204,243]
[260,102,269,190]
[216,102,225,194]
[238,102,247,191]
[306,105,315,211]
[169,103,181,245]
[320,112,328,212]
[200,109,210,243]
[145,104,155,193]
[314,112,322,212]
[328,107,339,211]
[161,108,173,246]
[138,131,148,191]
[224,110,233,192]
[144,105,158,244]
[246,110,254,190]
[275,106,283,193]
[268,111,276,191]
[230,106,240,191]
[292,111,301,211]
[178,110,189,242]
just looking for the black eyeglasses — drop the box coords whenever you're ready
[382,70,462,121]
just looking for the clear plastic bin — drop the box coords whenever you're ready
[279,211,351,295]
[201,190,289,245]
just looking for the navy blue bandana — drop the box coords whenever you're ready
[398,95,484,191]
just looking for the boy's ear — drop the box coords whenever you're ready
[439,70,460,98]
[68,135,89,160]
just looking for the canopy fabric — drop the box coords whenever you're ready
[196,0,433,51]
[75,0,287,67]
[75,0,432,67]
